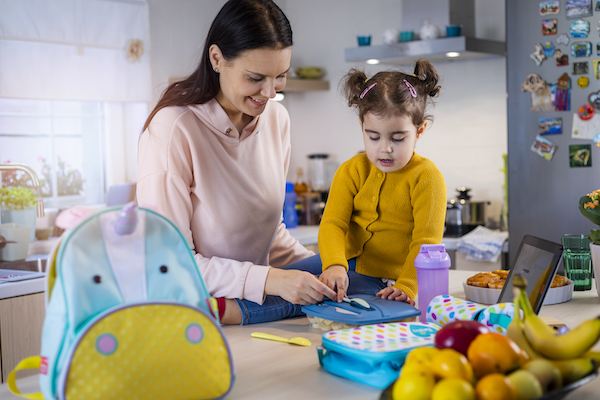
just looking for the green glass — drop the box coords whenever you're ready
[561,234,592,291]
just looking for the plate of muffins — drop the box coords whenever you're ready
[462,270,573,305]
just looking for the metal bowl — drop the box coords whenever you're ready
[379,370,599,400]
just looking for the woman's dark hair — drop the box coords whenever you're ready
[142,0,292,132]
[341,59,441,127]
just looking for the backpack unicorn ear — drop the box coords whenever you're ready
[114,201,138,235]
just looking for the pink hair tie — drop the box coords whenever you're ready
[360,82,377,99]
[403,79,417,98]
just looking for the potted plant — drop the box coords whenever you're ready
[579,189,600,295]
[0,186,37,242]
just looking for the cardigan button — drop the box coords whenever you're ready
[377,172,382,178]
[372,196,376,202]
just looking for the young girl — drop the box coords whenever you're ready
[318,59,447,306]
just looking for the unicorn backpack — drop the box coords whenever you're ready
[8,203,234,400]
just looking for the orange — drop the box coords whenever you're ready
[475,373,518,400]
[467,332,529,378]
[429,348,474,383]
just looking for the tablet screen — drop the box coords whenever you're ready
[497,235,563,313]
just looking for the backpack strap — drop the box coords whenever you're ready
[45,235,63,303]
[7,356,44,399]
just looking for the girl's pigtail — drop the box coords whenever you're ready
[342,69,369,107]
[413,58,441,98]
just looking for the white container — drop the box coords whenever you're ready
[1,207,36,242]
[0,223,31,261]
[462,279,573,305]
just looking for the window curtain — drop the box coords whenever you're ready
[0,0,151,102]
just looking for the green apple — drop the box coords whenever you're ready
[508,370,544,400]
[521,359,563,393]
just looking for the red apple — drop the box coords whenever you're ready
[434,320,490,357]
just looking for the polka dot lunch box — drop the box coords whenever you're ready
[317,322,440,389]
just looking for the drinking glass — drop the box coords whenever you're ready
[561,234,592,291]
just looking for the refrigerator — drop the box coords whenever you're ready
[506,0,599,267]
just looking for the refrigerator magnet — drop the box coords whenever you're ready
[531,135,558,161]
[542,42,556,57]
[555,73,572,111]
[572,111,600,139]
[573,61,589,75]
[578,104,595,120]
[521,74,554,112]
[594,59,600,79]
[594,133,600,147]
[555,49,569,66]
[538,117,563,134]
[566,0,593,19]
[557,33,570,46]
[571,41,592,57]
[540,1,560,15]
[569,144,592,167]
[588,90,600,108]
[569,19,590,38]
[596,1,600,11]
[531,44,546,66]
[543,19,558,35]
[578,76,590,88]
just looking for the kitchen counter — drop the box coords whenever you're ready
[6,270,596,399]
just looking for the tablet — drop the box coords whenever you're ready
[497,234,563,314]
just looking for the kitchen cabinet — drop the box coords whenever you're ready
[0,292,44,383]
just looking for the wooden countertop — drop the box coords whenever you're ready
[221,270,600,400]
[3,270,599,399]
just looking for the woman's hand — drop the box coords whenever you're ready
[265,268,337,305]
[318,265,348,303]
[376,287,415,306]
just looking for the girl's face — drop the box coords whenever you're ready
[361,112,426,173]
[210,45,291,119]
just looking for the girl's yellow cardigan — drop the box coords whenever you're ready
[318,153,447,300]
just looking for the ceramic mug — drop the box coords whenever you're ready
[446,26,462,37]
[357,35,371,46]
[399,31,414,42]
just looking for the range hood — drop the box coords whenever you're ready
[345,0,506,65]
[345,36,506,66]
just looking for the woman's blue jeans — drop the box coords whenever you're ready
[234,254,387,325]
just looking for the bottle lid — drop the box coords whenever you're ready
[308,153,329,159]
[286,182,295,192]
[414,244,451,269]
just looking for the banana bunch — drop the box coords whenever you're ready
[506,274,599,385]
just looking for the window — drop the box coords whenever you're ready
[0,98,105,208]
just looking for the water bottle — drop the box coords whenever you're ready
[415,244,451,323]
[283,182,298,228]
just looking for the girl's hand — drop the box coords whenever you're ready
[265,268,337,305]
[376,287,415,306]
[318,265,349,303]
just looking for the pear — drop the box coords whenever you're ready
[521,359,563,393]
[507,370,544,400]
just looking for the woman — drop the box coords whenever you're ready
[137,0,336,325]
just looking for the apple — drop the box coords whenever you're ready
[434,320,490,357]
[507,370,544,400]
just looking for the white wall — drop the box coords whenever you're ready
[147,0,508,225]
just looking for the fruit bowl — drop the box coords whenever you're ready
[379,369,599,400]
[463,279,573,305]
